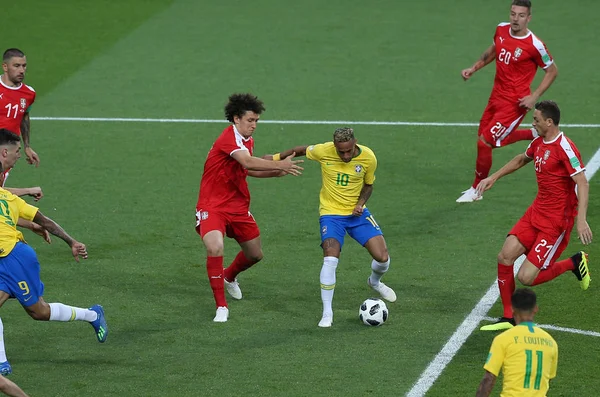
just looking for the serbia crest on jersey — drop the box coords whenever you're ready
[525,133,584,219]
[197,125,254,214]
[492,23,553,100]
[0,78,36,136]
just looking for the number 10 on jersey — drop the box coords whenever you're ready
[336,173,349,186]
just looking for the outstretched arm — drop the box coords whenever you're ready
[475,371,497,397]
[476,153,532,195]
[248,170,286,178]
[275,146,309,160]
[4,187,43,201]
[32,211,88,261]
[20,113,39,167]
[231,151,303,176]
[462,44,496,81]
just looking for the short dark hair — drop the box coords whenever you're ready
[535,100,560,126]
[224,93,265,123]
[512,0,532,10]
[0,129,20,146]
[512,288,537,312]
[3,48,25,62]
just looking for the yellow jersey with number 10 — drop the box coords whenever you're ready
[306,142,377,216]
[0,188,39,257]
[484,322,558,397]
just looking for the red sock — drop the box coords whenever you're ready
[502,128,535,146]
[530,257,575,286]
[207,256,227,308]
[498,264,515,318]
[224,251,257,281]
[472,140,493,188]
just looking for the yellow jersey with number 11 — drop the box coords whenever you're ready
[306,142,377,216]
[0,188,39,257]
[484,322,558,397]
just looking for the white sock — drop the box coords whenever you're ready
[0,317,7,362]
[369,257,390,285]
[49,303,98,322]
[320,256,338,316]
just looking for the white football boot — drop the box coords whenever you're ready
[213,306,229,322]
[318,313,333,328]
[456,187,483,203]
[368,278,397,302]
[224,278,243,300]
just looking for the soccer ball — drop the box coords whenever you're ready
[359,298,388,326]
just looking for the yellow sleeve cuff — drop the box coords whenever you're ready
[272,153,281,161]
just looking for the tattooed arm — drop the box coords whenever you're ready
[461,44,496,80]
[32,211,88,261]
[21,113,40,166]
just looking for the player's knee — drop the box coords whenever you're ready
[205,243,224,257]
[478,136,493,148]
[517,272,535,286]
[26,305,50,321]
[373,248,389,263]
[497,250,517,265]
[247,250,263,263]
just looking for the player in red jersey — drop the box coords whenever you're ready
[476,101,592,331]
[457,1,559,203]
[195,93,303,322]
[0,48,40,185]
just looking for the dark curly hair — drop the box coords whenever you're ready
[224,93,265,123]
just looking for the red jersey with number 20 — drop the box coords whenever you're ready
[525,133,584,220]
[197,125,254,214]
[0,78,36,135]
[492,23,553,101]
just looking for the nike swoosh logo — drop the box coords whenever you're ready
[23,295,32,302]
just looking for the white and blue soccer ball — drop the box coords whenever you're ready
[359,298,388,326]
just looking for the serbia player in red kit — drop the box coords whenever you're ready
[196,93,303,322]
[457,1,558,203]
[476,101,592,331]
[0,49,40,174]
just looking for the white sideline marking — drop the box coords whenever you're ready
[482,317,600,338]
[29,116,600,128]
[406,148,600,397]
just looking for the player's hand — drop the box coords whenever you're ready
[577,220,593,245]
[475,177,495,196]
[280,152,304,176]
[71,241,88,262]
[461,67,475,81]
[518,95,538,111]
[25,147,40,167]
[30,222,51,244]
[27,187,43,201]
[352,205,364,216]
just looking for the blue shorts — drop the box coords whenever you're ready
[0,242,44,307]
[319,208,383,248]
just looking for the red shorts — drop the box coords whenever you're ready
[509,207,574,269]
[478,97,528,147]
[195,208,260,243]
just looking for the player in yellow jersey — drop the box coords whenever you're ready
[0,129,108,376]
[476,288,558,397]
[270,127,396,327]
